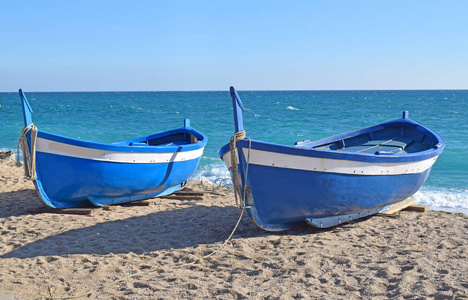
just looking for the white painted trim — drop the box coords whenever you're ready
[36,137,204,164]
[221,148,438,176]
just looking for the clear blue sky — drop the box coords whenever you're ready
[1,0,467,91]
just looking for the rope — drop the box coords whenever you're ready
[44,130,252,300]
[17,124,38,180]
[229,130,252,208]
[200,177,233,191]
[47,131,250,299]
[47,204,246,300]
[47,131,254,299]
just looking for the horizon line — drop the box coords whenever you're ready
[2,88,468,93]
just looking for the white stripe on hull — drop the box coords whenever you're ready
[221,148,438,176]
[36,137,204,164]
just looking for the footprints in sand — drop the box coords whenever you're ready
[0,162,34,193]
[0,167,467,299]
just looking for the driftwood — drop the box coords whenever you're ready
[0,150,14,160]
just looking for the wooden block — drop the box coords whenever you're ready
[403,204,429,212]
[160,195,204,200]
[122,201,151,206]
[173,191,205,197]
[26,207,95,215]
[102,205,120,211]
[379,198,418,215]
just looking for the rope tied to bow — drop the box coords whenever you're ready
[17,124,38,180]
[229,130,251,209]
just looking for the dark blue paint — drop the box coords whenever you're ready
[247,164,431,224]
[230,86,245,133]
[220,87,445,230]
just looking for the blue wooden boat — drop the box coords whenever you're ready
[219,87,445,231]
[18,89,207,209]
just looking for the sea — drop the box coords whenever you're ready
[1,90,467,214]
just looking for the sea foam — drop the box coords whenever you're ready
[192,162,230,183]
[413,188,468,214]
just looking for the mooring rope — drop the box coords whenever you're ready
[229,130,251,208]
[17,124,38,180]
[47,131,253,300]
[200,177,233,191]
[47,202,247,300]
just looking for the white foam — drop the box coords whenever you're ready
[192,162,230,183]
[413,188,468,214]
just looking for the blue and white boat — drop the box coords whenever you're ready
[18,89,207,209]
[219,87,445,231]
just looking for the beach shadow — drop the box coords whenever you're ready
[0,189,40,218]
[0,203,326,259]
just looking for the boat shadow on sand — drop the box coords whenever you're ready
[0,198,331,259]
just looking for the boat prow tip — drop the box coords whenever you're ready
[19,89,34,126]
[230,87,245,132]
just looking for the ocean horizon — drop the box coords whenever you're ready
[1,89,467,214]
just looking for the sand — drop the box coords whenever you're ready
[0,159,467,300]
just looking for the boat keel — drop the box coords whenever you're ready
[305,206,389,228]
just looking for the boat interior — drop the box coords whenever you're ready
[145,132,199,146]
[297,126,437,155]
[117,132,200,147]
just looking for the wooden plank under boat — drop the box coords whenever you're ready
[18,89,208,209]
[219,87,445,231]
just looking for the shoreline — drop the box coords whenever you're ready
[1,160,467,299]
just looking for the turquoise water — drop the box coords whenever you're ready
[1,90,467,213]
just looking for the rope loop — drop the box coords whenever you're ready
[17,124,38,180]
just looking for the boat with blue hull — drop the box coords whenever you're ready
[18,89,207,209]
[219,87,445,231]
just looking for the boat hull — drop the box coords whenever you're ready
[18,89,207,209]
[220,139,440,231]
[240,160,430,226]
[219,87,445,231]
[30,130,206,208]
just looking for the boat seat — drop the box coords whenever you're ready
[338,145,406,154]
[363,137,414,149]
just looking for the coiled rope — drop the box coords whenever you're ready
[17,124,38,180]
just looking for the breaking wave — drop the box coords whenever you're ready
[413,188,468,214]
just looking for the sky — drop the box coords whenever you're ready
[1,0,468,92]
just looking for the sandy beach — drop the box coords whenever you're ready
[0,159,467,300]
